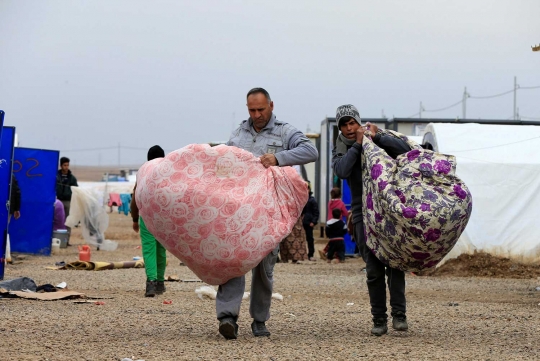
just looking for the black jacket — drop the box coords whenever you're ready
[332,133,410,225]
[9,174,21,215]
[325,219,347,240]
[56,170,78,201]
[302,194,319,227]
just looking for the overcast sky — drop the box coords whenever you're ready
[1,0,539,166]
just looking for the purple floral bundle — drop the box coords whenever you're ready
[361,130,472,272]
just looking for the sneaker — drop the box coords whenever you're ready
[251,321,271,337]
[219,317,238,340]
[155,281,166,295]
[145,280,157,297]
[309,257,317,262]
[371,317,388,336]
[392,311,408,331]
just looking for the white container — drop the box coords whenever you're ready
[53,229,70,248]
[51,238,61,255]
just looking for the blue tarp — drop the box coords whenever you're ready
[10,148,59,255]
[0,124,15,279]
[0,113,4,278]
[342,179,355,255]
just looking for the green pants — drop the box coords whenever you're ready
[139,217,167,282]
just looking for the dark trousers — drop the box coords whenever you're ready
[61,200,72,238]
[327,240,345,261]
[303,225,315,258]
[355,222,406,320]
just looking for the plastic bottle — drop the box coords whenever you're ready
[78,245,91,262]
[51,239,61,255]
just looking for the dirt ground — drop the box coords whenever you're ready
[418,252,540,279]
[1,213,539,360]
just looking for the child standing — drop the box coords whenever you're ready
[325,208,347,263]
[130,145,168,297]
[327,187,348,221]
[321,187,349,260]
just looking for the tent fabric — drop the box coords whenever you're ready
[0,126,15,279]
[65,187,118,251]
[135,144,308,285]
[361,130,473,272]
[78,182,136,207]
[423,123,540,264]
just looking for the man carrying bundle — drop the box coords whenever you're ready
[332,104,410,336]
[217,88,318,339]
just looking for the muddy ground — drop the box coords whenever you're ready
[1,213,539,360]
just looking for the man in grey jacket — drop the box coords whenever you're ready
[217,88,318,340]
[332,104,411,336]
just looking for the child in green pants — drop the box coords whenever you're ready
[130,145,167,297]
[139,217,167,296]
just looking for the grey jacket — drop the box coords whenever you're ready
[227,114,318,166]
[332,133,410,225]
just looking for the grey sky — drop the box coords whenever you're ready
[1,0,539,166]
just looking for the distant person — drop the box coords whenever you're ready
[332,104,410,336]
[216,87,318,340]
[301,184,319,261]
[9,174,21,221]
[6,174,21,264]
[324,208,347,263]
[56,156,78,244]
[279,215,308,264]
[327,187,348,221]
[131,145,167,298]
[323,187,349,260]
[53,198,66,231]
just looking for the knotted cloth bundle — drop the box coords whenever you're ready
[361,130,473,272]
[136,144,308,285]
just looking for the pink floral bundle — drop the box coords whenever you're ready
[135,144,308,285]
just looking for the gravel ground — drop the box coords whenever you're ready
[1,213,539,360]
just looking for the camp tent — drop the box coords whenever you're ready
[423,123,540,265]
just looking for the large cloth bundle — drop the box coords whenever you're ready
[135,144,308,285]
[361,130,472,272]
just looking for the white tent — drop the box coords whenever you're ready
[407,135,423,145]
[423,123,540,265]
[78,181,136,206]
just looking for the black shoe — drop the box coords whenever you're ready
[155,281,166,295]
[392,311,408,331]
[251,321,271,337]
[219,317,238,340]
[371,317,388,336]
[145,280,157,297]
